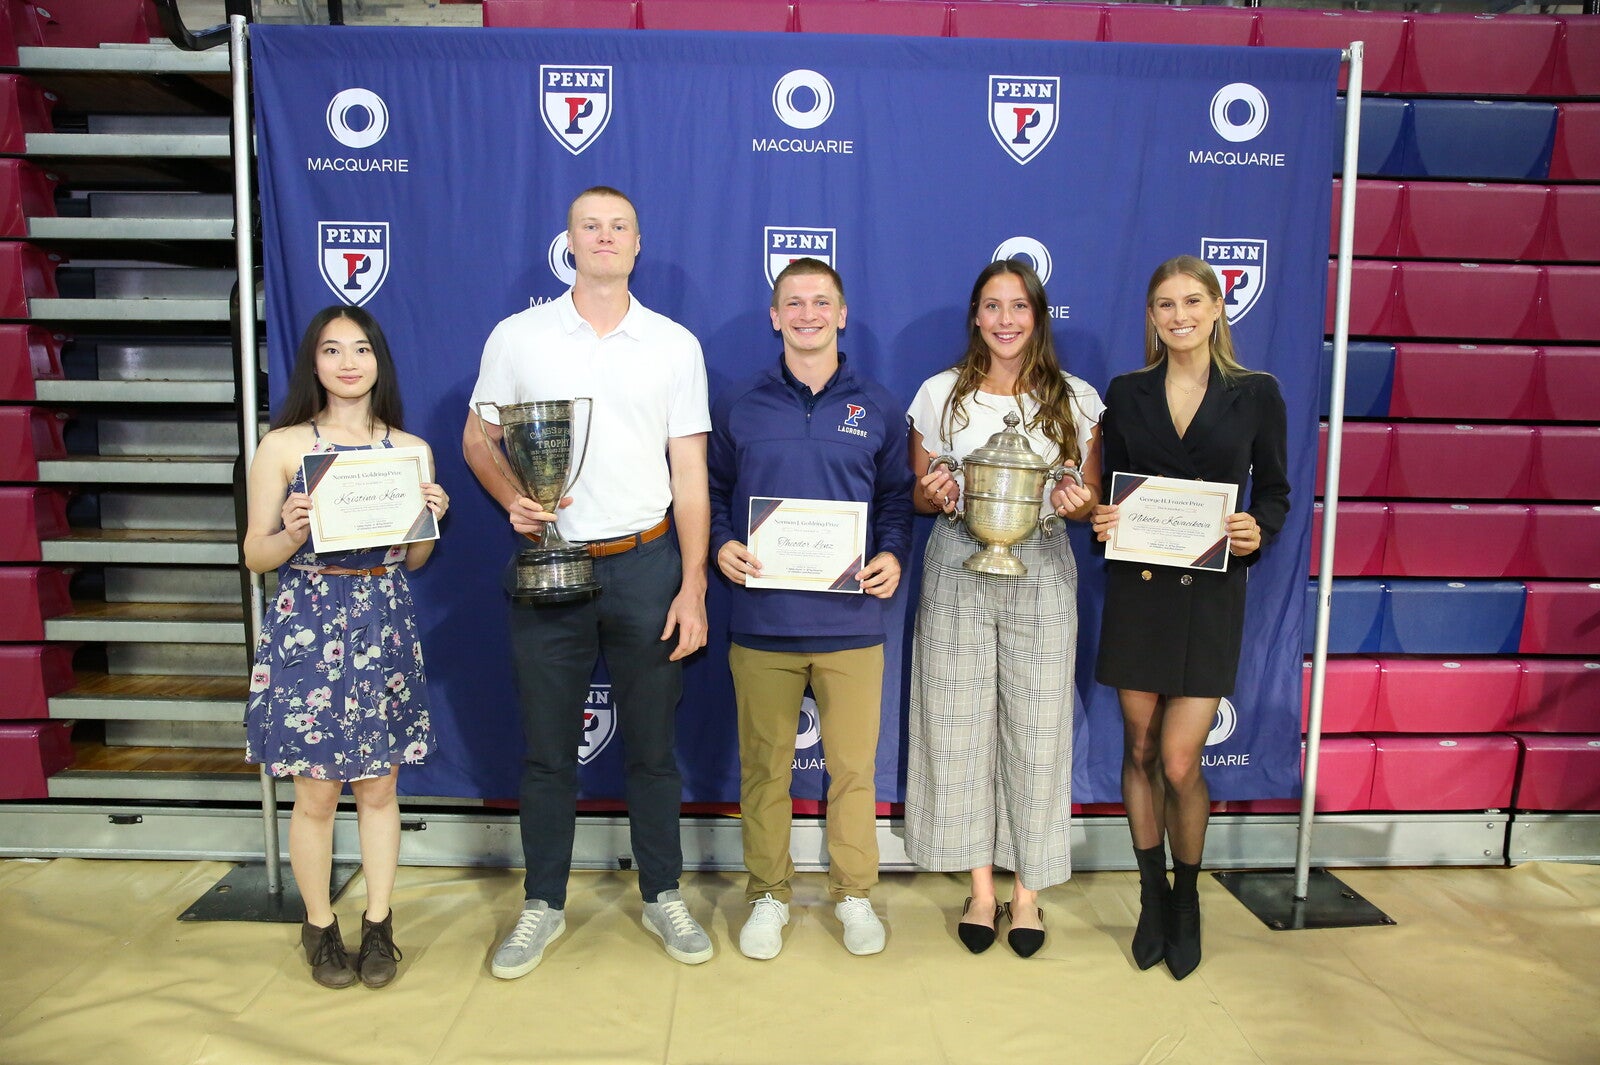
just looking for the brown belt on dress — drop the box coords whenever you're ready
[291,564,395,577]
[583,516,670,558]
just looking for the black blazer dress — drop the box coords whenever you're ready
[1094,360,1291,697]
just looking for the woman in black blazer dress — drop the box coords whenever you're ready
[1091,256,1290,980]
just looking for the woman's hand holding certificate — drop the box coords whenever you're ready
[301,445,440,553]
[1098,472,1238,572]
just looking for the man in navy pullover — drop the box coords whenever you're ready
[709,257,913,960]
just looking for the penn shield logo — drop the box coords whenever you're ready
[325,88,389,148]
[773,69,835,130]
[1205,698,1239,746]
[989,75,1059,165]
[578,685,617,765]
[319,221,390,307]
[764,226,836,287]
[992,236,1053,285]
[540,65,613,156]
[1202,238,1268,324]
[844,403,866,427]
[1210,83,1269,144]
[796,697,821,751]
[548,231,577,286]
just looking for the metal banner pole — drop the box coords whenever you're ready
[1217,41,1394,932]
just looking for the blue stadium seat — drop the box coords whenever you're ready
[1549,103,1600,181]
[1382,580,1525,654]
[1530,425,1600,500]
[1333,97,1410,177]
[1331,179,1402,257]
[1399,181,1547,262]
[1541,186,1600,263]
[1311,501,1388,577]
[1302,657,1381,733]
[1317,421,1392,498]
[1369,734,1517,811]
[948,2,1103,42]
[1305,578,1386,654]
[483,0,638,28]
[1405,99,1556,181]
[1384,503,1529,579]
[1399,13,1560,96]
[1375,658,1521,733]
[1524,505,1600,579]
[1388,343,1539,421]
[796,1,949,36]
[1518,582,1600,656]
[1512,659,1600,732]
[1255,9,1406,93]
[1386,424,1534,499]
[642,0,793,31]
[1534,346,1600,423]
[1318,340,1393,418]
[1101,5,1257,46]
[1393,261,1540,341]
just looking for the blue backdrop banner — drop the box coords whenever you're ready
[253,26,1338,804]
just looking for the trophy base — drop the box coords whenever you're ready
[962,544,1027,577]
[509,545,602,606]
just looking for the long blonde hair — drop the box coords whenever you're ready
[1142,255,1251,381]
[940,259,1082,466]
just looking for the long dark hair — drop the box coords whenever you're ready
[270,305,405,432]
[1142,255,1250,381]
[940,258,1082,466]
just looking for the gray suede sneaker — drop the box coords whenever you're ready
[642,889,713,964]
[490,899,566,980]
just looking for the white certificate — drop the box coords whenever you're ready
[745,496,868,594]
[302,445,439,553]
[1104,472,1237,572]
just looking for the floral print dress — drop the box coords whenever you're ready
[245,430,433,781]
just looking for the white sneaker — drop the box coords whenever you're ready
[490,900,565,980]
[836,895,885,956]
[739,893,790,960]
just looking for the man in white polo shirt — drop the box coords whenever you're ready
[463,186,713,978]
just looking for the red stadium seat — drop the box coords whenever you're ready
[1254,9,1406,94]
[1512,659,1600,733]
[1533,346,1600,423]
[1327,259,1397,337]
[0,721,73,800]
[1541,186,1600,263]
[1331,179,1402,258]
[0,325,64,401]
[1398,182,1547,262]
[29,0,151,47]
[1316,422,1392,498]
[1386,424,1534,500]
[1518,582,1600,656]
[0,566,72,642]
[1101,5,1257,46]
[1550,103,1600,182]
[1310,501,1387,577]
[0,242,61,317]
[1530,425,1600,500]
[0,405,66,480]
[1539,266,1600,343]
[0,158,57,239]
[1552,16,1600,98]
[1383,503,1529,579]
[0,486,69,562]
[1524,505,1600,580]
[1302,657,1380,733]
[1399,13,1560,97]
[1388,343,1539,421]
[483,1,638,29]
[1392,261,1540,341]
[0,644,75,720]
[1228,737,1376,813]
[795,1,949,36]
[1369,734,1518,811]
[0,73,55,154]
[948,2,1104,43]
[641,1,793,32]
[1514,735,1600,812]
[1374,659,1520,733]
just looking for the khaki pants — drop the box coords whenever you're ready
[730,644,883,904]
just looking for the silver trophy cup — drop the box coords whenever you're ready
[476,398,601,605]
[931,411,1083,577]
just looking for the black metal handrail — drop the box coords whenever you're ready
[152,0,251,51]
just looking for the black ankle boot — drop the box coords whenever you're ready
[301,917,357,989]
[1165,858,1202,980]
[358,910,402,988]
[1131,844,1169,971]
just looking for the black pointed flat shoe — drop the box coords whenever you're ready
[1006,904,1045,959]
[957,896,1001,954]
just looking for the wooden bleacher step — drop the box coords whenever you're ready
[39,526,237,565]
[45,599,245,643]
[51,671,246,722]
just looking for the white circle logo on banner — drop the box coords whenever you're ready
[1209,83,1268,144]
[773,70,835,130]
[326,88,390,149]
[1206,698,1239,746]
[992,236,1052,284]
[548,231,576,285]
[795,697,821,751]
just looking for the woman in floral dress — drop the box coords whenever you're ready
[243,305,448,989]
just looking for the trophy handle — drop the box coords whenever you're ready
[474,401,527,499]
[563,396,594,501]
[929,454,962,521]
[1051,463,1084,487]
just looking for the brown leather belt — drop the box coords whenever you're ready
[293,564,393,577]
[584,516,670,558]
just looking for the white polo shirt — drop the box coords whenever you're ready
[469,291,710,542]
